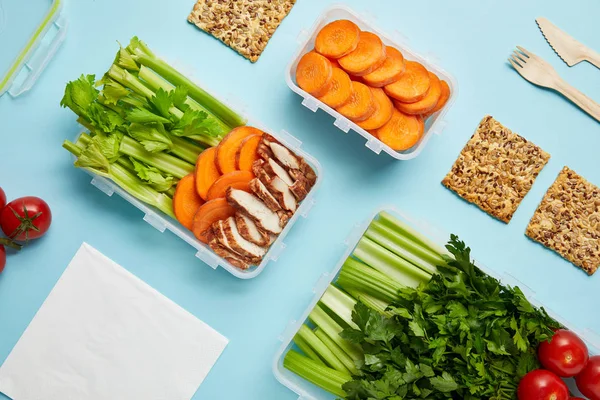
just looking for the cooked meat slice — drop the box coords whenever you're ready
[209,238,251,270]
[222,217,267,261]
[263,134,280,145]
[235,213,269,246]
[257,142,274,162]
[227,188,283,234]
[290,178,309,201]
[269,141,300,170]
[278,210,292,228]
[264,158,294,185]
[266,176,297,212]
[249,178,281,212]
[211,219,262,264]
[299,159,317,187]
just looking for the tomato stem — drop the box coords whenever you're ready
[0,238,22,251]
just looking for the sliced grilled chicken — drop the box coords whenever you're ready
[222,217,266,261]
[264,158,294,186]
[209,238,251,270]
[249,178,281,212]
[270,141,301,170]
[278,210,292,228]
[235,213,269,246]
[290,178,309,201]
[257,142,274,162]
[227,188,283,234]
[266,176,297,212]
[289,160,317,188]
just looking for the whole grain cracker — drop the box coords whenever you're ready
[188,0,296,62]
[526,167,600,275]
[442,115,550,223]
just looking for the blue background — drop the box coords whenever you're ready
[1,0,600,399]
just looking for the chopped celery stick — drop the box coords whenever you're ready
[320,285,358,329]
[283,350,350,398]
[314,328,359,375]
[353,237,431,288]
[346,289,393,318]
[338,258,402,302]
[297,325,349,374]
[293,335,325,365]
[120,136,193,179]
[170,136,204,164]
[378,211,449,256]
[365,222,439,275]
[309,305,362,362]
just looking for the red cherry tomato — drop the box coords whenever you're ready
[0,187,6,209]
[570,398,585,400]
[538,329,589,377]
[0,197,52,241]
[576,355,600,400]
[0,245,5,273]
[518,369,569,400]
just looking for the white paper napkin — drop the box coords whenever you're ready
[0,243,228,400]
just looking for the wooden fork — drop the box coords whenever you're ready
[509,46,600,122]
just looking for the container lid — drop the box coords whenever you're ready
[0,0,66,97]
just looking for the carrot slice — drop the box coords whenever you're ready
[236,134,263,172]
[296,52,333,97]
[329,58,342,68]
[317,67,353,108]
[335,81,375,122]
[394,72,442,115]
[384,61,430,103]
[216,126,264,174]
[192,198,236,244]
[363,47,405,87]
[338,32,386,76]
[315,20,361,59]
[195,147,221,201]
[357,87,394,130]
[173,174,205,230]
[423,80,451,118]
[375,109,424,151]
[207,171,253,200]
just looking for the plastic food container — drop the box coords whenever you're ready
[286,5,457,160]
[273,207,600,399]
[0,0,66,97]
[72,98,322,280]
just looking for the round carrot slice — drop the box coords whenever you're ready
[375,109,424,151]
[296,52,333,97]
[173,174,205,230]
[317,68,353,108]
[192,198,236,244]
[363,47,405,87]
[195,147,221,201]
[335,81,375,122]
[236,133,262,172]
[338,32,387,76]
[216,126,264,174]
[384,61,430,103]
[329,58,342,69]
[357,88,394,130]
[394,72,441,115]
[423,80,451,118]
[207,171,253,200]
[315,19,360,59]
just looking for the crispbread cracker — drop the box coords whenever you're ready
[442,116,550,223]
[188,0,296,62]
[526,167,600,275]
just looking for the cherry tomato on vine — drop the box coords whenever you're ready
[517,369,569,400]
[0,187,6,209]
[0,245,5,273]
[0,197,52,241]
[576,355,600,400]
[538,329,589,377]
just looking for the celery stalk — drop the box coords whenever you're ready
[170,136,204,164]
[314,328,359,375]
[293,335,325,365]
[309,305,362,362]
[346,289,393,318]
[365,222,439,275]
[297,325,350,374]
[320,285,359,330]
[338,258,403,302]
[120,136,193,178]
[353,237,432,288]
[133,51,246,128]
[378,211,449,257]
[283,350,350,398]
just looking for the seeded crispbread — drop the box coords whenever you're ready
[526,167,600,275]
[188,0,296,62]
[442,115,550,223]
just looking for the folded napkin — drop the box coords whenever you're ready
[0,243,228,400]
